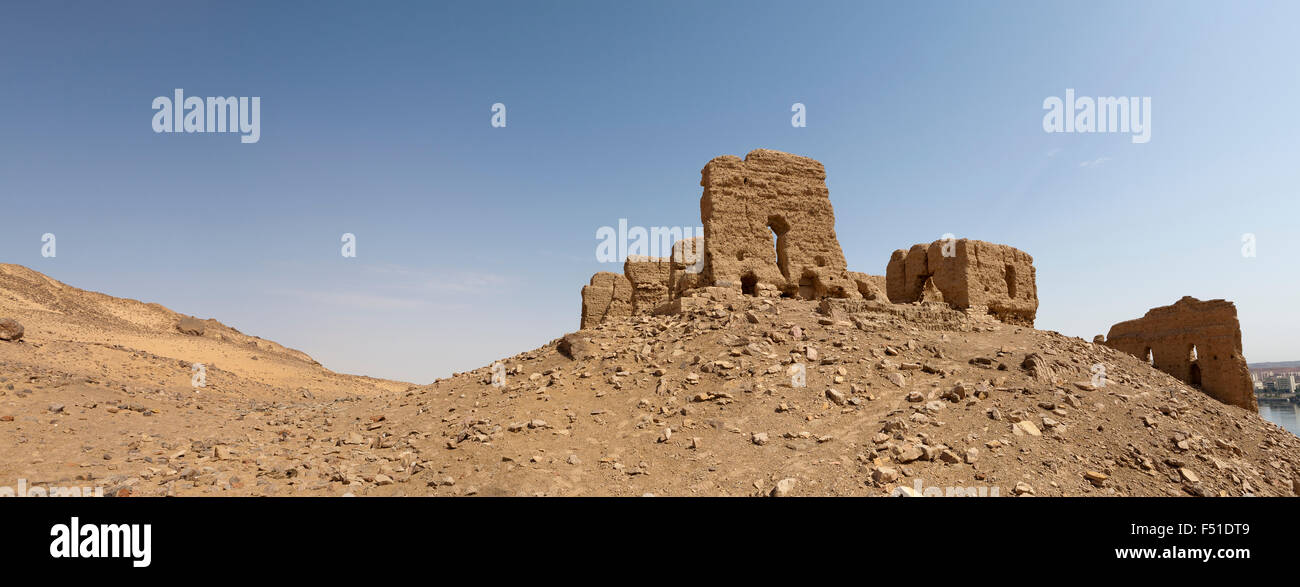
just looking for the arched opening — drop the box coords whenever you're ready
[1188,344,1201,386]
[741,273,758,296]
[1004,264,1018,299]
[767,215,791,281]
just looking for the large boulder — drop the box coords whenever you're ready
[0,318,23,341]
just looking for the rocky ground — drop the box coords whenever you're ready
[2,263,1297,497]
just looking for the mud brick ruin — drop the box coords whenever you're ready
[698,149,859,300]
[579,148,1039,329]
[1102,296,1256,410]
[885,239,1039,326]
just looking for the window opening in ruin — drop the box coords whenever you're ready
[741,273,758,296]
[1189,345,1202,386]
[767,215,791,281]
[1005,264,1017,299]
[1145,348,1154,366]
[815,256,827,267]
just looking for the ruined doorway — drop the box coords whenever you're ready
[741,273,757,296]
[1005,264,1017,299]
[798,271,820,300]
[1144,348,1154,366]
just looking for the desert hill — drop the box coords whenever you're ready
[2,149,1296,497]
[1,267,1297,497]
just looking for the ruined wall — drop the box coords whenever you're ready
[668,236,705,298]
[580,237,701,329]
[700,149,859,300]
[1103,296,1256,410]
[579,272,632,329]
[848,271,889,302]
[624,256,672,314]
[886,239,1037,326]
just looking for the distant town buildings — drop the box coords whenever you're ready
[1253,371,1298,396]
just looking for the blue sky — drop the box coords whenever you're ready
[2,1,1297,382]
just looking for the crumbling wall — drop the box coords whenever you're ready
[579,272,633,329]
[848,271,889,302]
[1103,296,1256,410]
[668,236,705,298]
[700,149,859,300]
[623,256,672,314]
[886,239,1037,326]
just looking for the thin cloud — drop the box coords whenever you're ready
[267,288,468,311]
[362,264,511,293]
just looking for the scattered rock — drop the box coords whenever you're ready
[1013,421,1041,437]
[873,466,899,484]
[770,478,797,497]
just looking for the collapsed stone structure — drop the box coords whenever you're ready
[1101,296,1256,410]
[578,149,1038,330]
[885,239,1039,326]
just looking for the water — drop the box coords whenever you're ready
[1258,400,1300,437]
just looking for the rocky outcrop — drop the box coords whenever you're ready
[886,239,1038,326]
[700,149,859,300]
[1103,296,1256,410]
[177,316,206,336]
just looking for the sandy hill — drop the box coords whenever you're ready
[1,267,1296,497]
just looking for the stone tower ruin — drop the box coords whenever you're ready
[1102,296,1256,410]
[699,149,860,300]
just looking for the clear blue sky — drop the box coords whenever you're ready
[2,1,1297,382]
